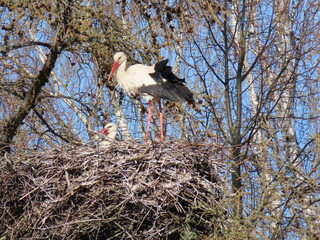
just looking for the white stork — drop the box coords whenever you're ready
[93,122,118,148]
[108,52,194,142]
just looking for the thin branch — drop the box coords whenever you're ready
[0,41,52,55]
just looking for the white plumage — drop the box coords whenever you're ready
[93,123,117,148]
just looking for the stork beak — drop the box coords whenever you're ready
[108,62,120,81]
[98,128,109,135]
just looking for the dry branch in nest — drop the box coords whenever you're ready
[0,141,225,239]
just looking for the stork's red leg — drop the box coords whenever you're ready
[145,101,153,143]
[158,100,164,142]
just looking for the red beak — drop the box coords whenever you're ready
[98,128,109,135]
[108,62,120,81]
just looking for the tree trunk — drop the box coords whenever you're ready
[0,44,62,155]
[231,146,243,219]
[229,0,246,219]
[246,3,283,231]
[110,91,132,140]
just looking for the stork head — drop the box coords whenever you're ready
[98,122,118,140]
[108,52,127,81]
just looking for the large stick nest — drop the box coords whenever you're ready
[0,141,225,239]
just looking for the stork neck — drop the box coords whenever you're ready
[115,59,127,84]
[117,59,127,74]
[107,131,117,140]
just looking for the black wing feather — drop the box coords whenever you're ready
[144,59,195,106]
[149,72,163,84]
[154,59,169,72]
[138,82,194,106]
[151,59,186,85]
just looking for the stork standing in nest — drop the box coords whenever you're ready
[108,52,194,142]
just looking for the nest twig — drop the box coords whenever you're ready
[0,141,225,239]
